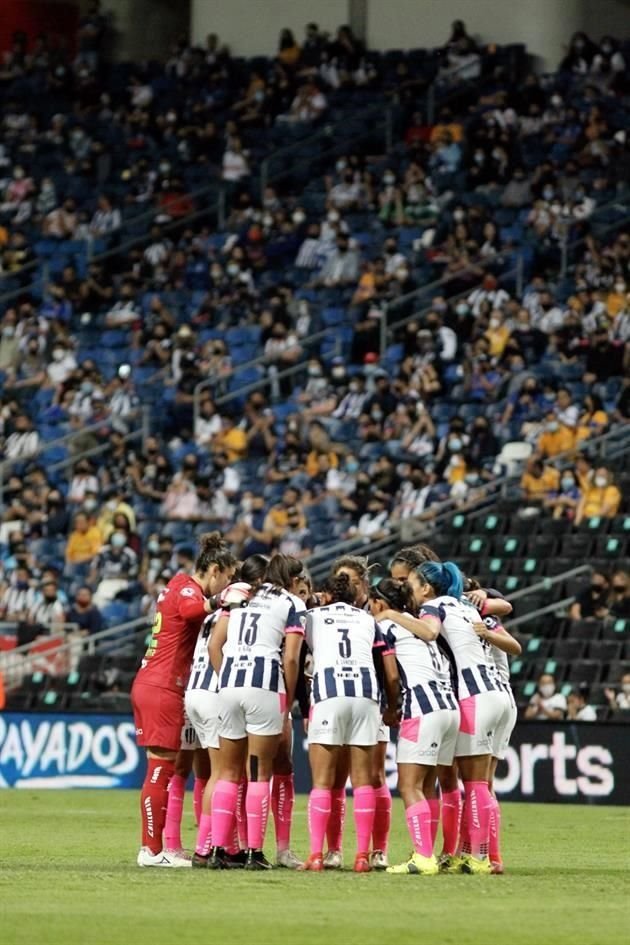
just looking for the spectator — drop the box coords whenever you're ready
[222,136,250,182]
[604,673,630,712]
[0,566,38,621]
[194,397,222,447]
[89,530,139,608]
[525,673,567,720]
[4,413,39,460]
[536,409,574,458]
[566,686,597,721]
[67,585,103,636]
[27,579,65,633]
[543,468,581,520]
[520,457,559,502]
[65,512,102,566]
[574,466,621,524]
[609,570,630,619]
[213,413,247,463]
[277,28,301,68]
[569,570,611,621]
[90,194,122,238]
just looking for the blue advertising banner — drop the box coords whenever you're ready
[0,713,143,789]
[1,714,626,804]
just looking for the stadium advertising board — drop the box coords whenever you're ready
[0,714,626,803]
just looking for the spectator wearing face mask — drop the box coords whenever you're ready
[525,673,566,720]
[27,580,66,633]
[67,585,103,636]
[566,686,597,722]
[569,570,611,621]
[536,409,575,458]
[4,413,40,460]
[609,570,630,619]
[574,466,621,525]
[544,469,581,520]
[604,673,630,712]
[89,529,139,608]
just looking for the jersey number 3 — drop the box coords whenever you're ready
[337,628,352,658]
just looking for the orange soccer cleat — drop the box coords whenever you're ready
[353,852,371,873]
[299,853,324,872]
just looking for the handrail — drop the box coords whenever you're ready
[508,597,576,629]
[508,565,591,601]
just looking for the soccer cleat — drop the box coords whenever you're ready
[191,852,209,869]
[369,850,389,871]
[386,853,439,875]
[353,852,371,873]
[298,853,324,872]
[490,860,504,875]
[224,850,248,869]
[137,847,192,868]
[323,850,343,870]
[461,854,492,875]
[276,848,304,869]
[438,853,465,874]
[244,849,273,871]
[207,846,228,870]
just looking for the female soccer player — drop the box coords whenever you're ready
[188,554,269,868]
[131,532,236,867]
[472,583,520,874]
[369,579,460,875]
[301,572,400,873]
[208,554,306,870]
[380,560,505,874]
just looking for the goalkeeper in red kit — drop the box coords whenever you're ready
[131,532,236,867]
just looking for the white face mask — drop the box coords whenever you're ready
[594,475,607,488]
[52,348,65,361]
[622,684,630,695]
[540,683,555,698]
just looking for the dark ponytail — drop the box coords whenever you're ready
[264,554,304,590]
[195,532,237,574]
[390,543,440,572]
[238,554,269,588]
[370,578,414,613]
[327,572,357,606]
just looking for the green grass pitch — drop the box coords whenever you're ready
[1,791,628,945]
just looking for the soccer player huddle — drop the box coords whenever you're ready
[131,532,520,876]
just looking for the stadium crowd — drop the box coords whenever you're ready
[0,17,629,716]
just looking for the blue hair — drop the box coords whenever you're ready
[417,560,464,599]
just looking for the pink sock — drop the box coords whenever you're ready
[459,800,471,855]
[489,794,502,862]
[271,774,295,852]
[463,781,492,858]
[195,813,213,857]
[211,779,238,849]
[308,788,332,855]
[246,780,271,851]
[353,786,375,856]
[193,777,207,827]
[163,774,186,851]
[441,789,462,856]
[236,777,248,850]
[327,788,346,852]
[372,784,392,853]
[427,798,441,850]
[406,800,433,857]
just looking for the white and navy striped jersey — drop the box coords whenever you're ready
[219,583,305,693]
[305,602,391,704]
[418,595,498,700]
[379,617,457,718]
[187,609,224,693]
[480,615,511,689]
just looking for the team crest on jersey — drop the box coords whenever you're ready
[180,587,195,597]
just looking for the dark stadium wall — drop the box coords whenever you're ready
[0,1,79,55]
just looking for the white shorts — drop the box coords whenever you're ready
[185,688,220,750]
[218,686,285,740]
[455,691,506,758]
[396,707,460,767]
[308,697,380,747]
[179,706,200,751]
[377,722,390,744]
[492,688,517,761]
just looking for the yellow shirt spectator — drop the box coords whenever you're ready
[537,420,575,458]
[576,467,621,524]
[521,463,560,500]
[215,422,247,463]
[66,515,103,563]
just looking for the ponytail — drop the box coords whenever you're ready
[417,560,463,599]
[195,532,237,574]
